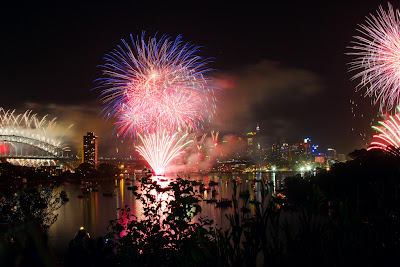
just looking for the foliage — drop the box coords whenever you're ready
[0,185,62,233]
[97,163,120,178]
[0,221,58,266]
[276,148,400,265]
[106,176,220,266]
[215,149,400,266]
[0,185,62,266]
[0,162,51,182]
[106,149,400,266]
[216,180,272,266]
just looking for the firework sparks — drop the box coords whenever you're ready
[211,130,219,147]
[194,133,207,151]
[136,132,193,175]
[348,3,400,112]
[97,33,217,174]
[368,106,400,155]
[0,108,70,149]
[0,108,71,166]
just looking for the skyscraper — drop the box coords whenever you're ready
[326,148,336,161]
[83,132,98,168]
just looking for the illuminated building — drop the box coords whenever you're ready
[281,143,292,161]
[315,155,325,164]
[291,143,305,163]
[337,153,346,162]
[327,148,336,161]
[271,143,282,162]
[83,132,98,168]
[270,142,292,165]
[246,123,263,163]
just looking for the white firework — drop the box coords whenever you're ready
[348,3,400,112]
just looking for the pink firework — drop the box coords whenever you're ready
[115,83,208,136]
[368,106,400,155]
[136,132,192,175]
[348,3,400,112]
[97,33,217,174]
[211,130,219,147]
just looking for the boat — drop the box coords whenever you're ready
[216,198,232,208]
[60,190,69,201]
[249,199,259,205]
[239,190,250,199]
[241,207,250,213]
[103,191,114,197]
[190,180,203,186]
[60,191,67,198]
[187,196,201,203]
[78,183,86,189]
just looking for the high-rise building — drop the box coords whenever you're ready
[83,132,98,168]
[292,142,307,163]
[246,123,262,161]
[337,153,346,162]
[271,143,282,163]
[281,143,292,162]
[327,148,337,161]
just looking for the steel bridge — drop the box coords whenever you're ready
[0,134,71,167]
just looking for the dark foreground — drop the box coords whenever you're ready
[2,149,400,266]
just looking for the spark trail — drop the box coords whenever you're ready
[348,3,400,112]
[368,106,400,155]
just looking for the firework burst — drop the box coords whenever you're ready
[0,108,69,149]
[194,133,207,151]
[211,130,219,147]
[368,106,400,155]
[348,3,400,112]
[136,131,192,175]
[97,33,216,137]
[0,108,71,166]
[97,33,217,174]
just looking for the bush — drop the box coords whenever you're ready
[106,176,220,266]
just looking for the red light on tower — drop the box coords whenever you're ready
[0,144,9,155]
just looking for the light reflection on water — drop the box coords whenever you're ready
[48,171,294,258]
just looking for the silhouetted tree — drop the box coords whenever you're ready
[97,163,119,178]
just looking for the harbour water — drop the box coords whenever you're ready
[48,171,295,258]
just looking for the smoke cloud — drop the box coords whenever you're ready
[23,101,116,156]
[212,60,323,141]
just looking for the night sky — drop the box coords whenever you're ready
[0,0,394,156]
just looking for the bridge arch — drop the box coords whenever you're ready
[0,108,72,167]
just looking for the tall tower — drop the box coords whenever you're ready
[83,132,98,168]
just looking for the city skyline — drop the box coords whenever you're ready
[0,0,390,156]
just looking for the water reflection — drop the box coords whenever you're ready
[48,171,294,257]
